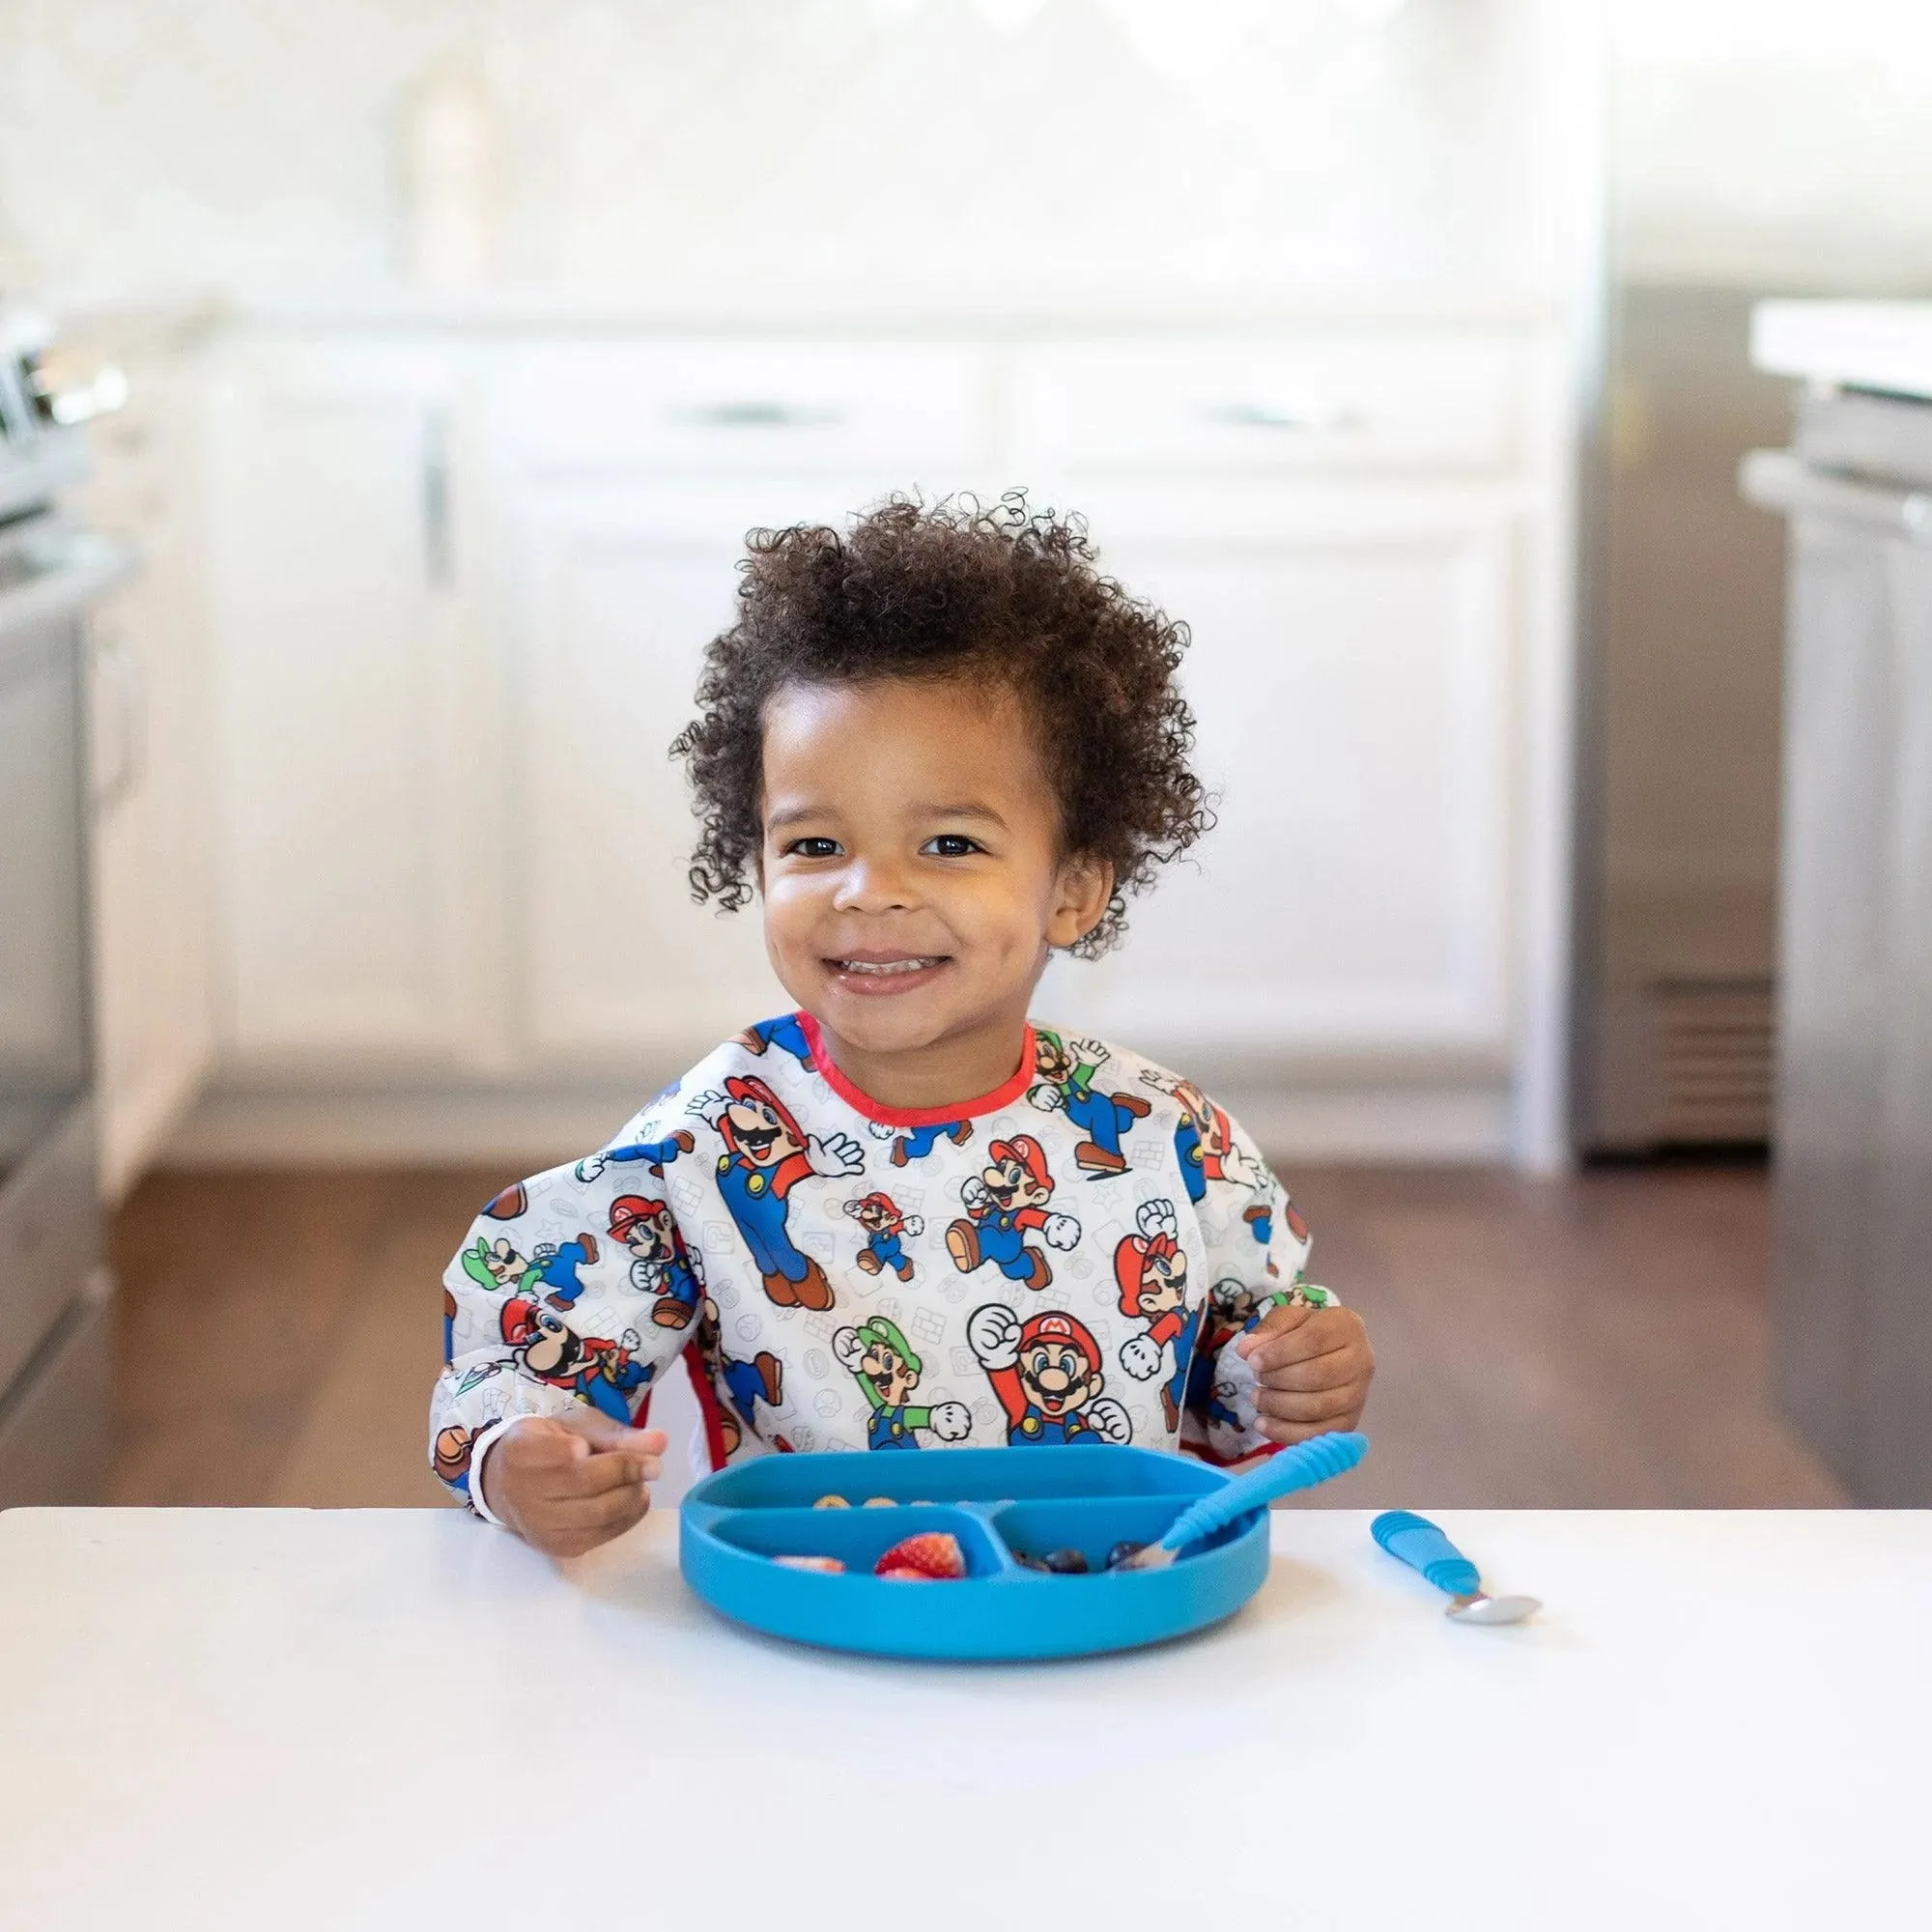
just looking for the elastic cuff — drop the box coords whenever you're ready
[466,1418,521,1527]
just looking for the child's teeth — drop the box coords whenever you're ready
[844,958,931,974]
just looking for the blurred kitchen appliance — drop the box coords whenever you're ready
[0,305,131,1506]
[1743,301,1932,1507]
[1574,288,1793,1153]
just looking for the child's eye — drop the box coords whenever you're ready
[784,837,841,859]
[922,834,982,858]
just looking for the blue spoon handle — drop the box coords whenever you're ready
[1158,1431,1368,1551]
[1371,1510,1482,1598]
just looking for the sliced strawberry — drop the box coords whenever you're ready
[772,1554,844,1574]
[874,1531,966,1580]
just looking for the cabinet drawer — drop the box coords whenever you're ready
[1009,337,1522,474]
[493,342,995,475]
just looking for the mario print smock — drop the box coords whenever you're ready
[429,1013,1335,1507]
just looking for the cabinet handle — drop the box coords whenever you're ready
[668,400,845,430]
[1197,400,1366,434]
[89,628,146,815]
[422,407,453,588]
[1739,448,1932,541]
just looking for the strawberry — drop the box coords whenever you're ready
[873,1531,966,1580]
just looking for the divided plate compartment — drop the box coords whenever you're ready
[679,1446,1273,1661]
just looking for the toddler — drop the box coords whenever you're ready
[430,497,1374,1556]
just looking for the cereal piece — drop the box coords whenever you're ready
[873,1531,966,1580]
[1104,1541,1148,1571]
[1041,1548,1091,1575]
[813,1495,849,1509]
[864,1496,895,1508]
[1013,1550,1047,1572]
[773,1555,845,1573]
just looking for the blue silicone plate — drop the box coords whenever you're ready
[679,1445,1272,1661]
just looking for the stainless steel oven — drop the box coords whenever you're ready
[0,311,131,1506]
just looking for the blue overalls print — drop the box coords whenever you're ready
[536,1238,598,1308]
[602,1132,694,1172]
[1010,1406,1102,1446]
[866,1228,909,1275]
[568,1353,650,1424]
[744,1012,813,1067]
[1065,1085,1140,1163]
[723,1353,770,1427]
[718,1153,811,1286]
[1163,1302,1204,1422]
[1174,1114,1208,1205]
[896,1121,964,1161]
[867,1406,921,1451]
[976,1209,1039,1282]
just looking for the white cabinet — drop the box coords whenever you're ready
[69,330,217,1200]
[1042,482,1516,1078]
[203,342,499,1071]
[192,324,1569,1164]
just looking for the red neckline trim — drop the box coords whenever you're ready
[796,1011,1037,1128]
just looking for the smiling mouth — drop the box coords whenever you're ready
[828,956,947,976]
[738,1127,779,1154]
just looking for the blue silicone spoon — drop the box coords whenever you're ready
[1371,1510,1540,1624]
[1123,1430,1368,1568]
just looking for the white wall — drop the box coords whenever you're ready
[0,0,1567,308]
[1613,0,1932,290]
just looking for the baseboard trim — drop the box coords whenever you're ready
[162,1075,1514,1172]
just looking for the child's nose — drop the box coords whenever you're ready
[831,853,917,913]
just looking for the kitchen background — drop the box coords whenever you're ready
[1,0,1927,1512]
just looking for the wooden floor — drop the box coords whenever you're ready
[105,1159,1847,1512]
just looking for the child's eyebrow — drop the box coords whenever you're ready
[918,804,1007,826]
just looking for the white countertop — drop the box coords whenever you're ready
[3,1506,1926,1930]
[1753,299,1932,401]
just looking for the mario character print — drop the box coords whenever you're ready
[1140,1070,1262,1207]
[834,1317,973,1451]
[527,1233,603,1310]
[499,1297,653,1424]
[967,1303,1132,1446]
[608,1194,702,1330]
[844,1192,923,1282]
[1113,1198,1203,1434]
[867,1116,973,1167]
[691,1298,787,1458]
[945,1135,1080,1292]
[1028,1030,1152,1178]
[574,1128,696,1186]
[698,1076,864,1310]
[731,1011,816,1069]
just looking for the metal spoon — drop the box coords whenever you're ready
[1370,1510,1540,1624]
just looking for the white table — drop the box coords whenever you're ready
[3,1507,1926,1930]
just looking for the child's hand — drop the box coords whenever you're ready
[481,1412,668,1559]
[1235,1303,1374,1445]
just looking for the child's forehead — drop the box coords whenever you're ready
[760,674,1045,795]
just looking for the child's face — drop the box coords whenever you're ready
[758,678,1109,1065]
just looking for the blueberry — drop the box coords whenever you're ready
[1042,1548,1090,1575]
[1104,1540,1147,1571]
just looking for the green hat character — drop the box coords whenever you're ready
[855,1316,921,1380]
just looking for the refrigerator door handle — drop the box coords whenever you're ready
[1740,447,1932,540]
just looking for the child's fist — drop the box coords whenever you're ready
[480,1411,668,1559]
[1235,1302,1374,1445]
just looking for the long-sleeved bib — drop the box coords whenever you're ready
[429,1012,1334,1508]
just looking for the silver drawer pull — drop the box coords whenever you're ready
[1739,448,1932,542]
[669,400,846,430]
[1197,400,1366,434]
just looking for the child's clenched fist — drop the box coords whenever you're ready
[1236,1301,1375,1445]
[481,1411,668,1558]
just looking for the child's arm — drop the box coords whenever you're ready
[1181,1119,1374,1465]
[429,1130,702,1555]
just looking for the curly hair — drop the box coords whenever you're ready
[670,493,1212,957]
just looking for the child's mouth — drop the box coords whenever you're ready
[824,954,949,996]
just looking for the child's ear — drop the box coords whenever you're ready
[1045,852,1114,951]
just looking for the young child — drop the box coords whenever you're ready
[430,497,1374,1556]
